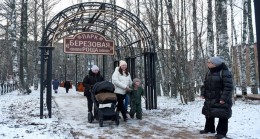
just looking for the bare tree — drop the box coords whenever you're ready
[241,0,248,97]
[247,0,258,94]
[9,0,20,91]
[216,0,231,66]
[191,0,199,101]
[206,0,214,57]
[164,0,178,98]
[19,0,30,93]
[229,0,241,90]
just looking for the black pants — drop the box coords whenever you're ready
[204,117,228,136]
[86,92,93,112]
[65,87,69,93]
[116,94,127,119]
[86,92,99,113]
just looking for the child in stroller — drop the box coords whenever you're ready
[88,81,120,127]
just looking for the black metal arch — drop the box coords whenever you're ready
[39,2,157,118]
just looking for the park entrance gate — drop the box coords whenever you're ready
[39,2,157,118]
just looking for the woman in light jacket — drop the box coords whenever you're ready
[112,60,132,122]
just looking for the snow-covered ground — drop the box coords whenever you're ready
[0,86,260,139]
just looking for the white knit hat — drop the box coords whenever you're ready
[119,60,127,67]
[91,65,99,72]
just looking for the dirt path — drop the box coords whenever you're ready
[53,90,209,139]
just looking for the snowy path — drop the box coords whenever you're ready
[53,87,206,139]
[2,87,259,139]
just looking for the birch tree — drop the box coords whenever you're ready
[216,0,231,68]
[206,0,214,57]
[247,0,258,94]
[9,0,20,91]
[191,0,199,101]
[241,0,248,96]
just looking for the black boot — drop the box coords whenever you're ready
[215,134,226,139]
[200,130,215,134]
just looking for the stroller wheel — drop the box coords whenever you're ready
[88,112,93,123]
[99,119,103,127]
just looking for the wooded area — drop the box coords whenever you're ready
[0,0,258,103]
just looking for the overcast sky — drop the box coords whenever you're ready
[52,0,125,15]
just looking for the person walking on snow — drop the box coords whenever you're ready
[52,79,60,93]
[64,80,71,93]
[200,56,233,139]
[83,65,104,115]
[129,78,144,120]
[112,60,132,122]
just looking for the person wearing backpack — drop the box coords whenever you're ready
[200,56,233,139]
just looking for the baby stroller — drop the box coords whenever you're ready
[88,81,119,127]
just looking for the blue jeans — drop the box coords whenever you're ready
[124,94,129,112]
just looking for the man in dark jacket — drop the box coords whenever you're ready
[64,80,71,93]
[83,65,104,114]
[200,56,233,139]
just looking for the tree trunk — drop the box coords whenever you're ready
[19,0,29,93]
[207,0,214,57]
[190,0,198,102]
[248,0,258,94]
[241,0,248,96]
[165,0,178,98]
[33,0,39,90]
[10,0,20,92]
[230,0,240,89]
[216,0,231,67]
[215,1,220,54]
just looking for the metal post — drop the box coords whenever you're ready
[144,52,149,110]
[39,47,45,119]
[114,60,119,69]
[254,0,260,92]
[46,47,54,118]
[65,64,67,81]
[75,55,78,91]
[151,52,157,109]
[103,55,106,80]
[131,57,136,79]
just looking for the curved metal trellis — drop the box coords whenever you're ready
[39,2,157,118]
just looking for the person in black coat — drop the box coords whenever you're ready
[64,80,71,93]
[83,65,104,114]
[200,56,233,139]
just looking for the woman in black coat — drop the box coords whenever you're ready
[200,56,233,139]
[83,65,104,114]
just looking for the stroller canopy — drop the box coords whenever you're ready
[92,81,115,94]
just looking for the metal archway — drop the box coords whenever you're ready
[39,2,156,118]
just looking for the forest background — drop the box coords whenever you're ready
[0,0,258,104]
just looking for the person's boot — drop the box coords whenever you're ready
[215,134,226,139]
[199,130,215,134]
